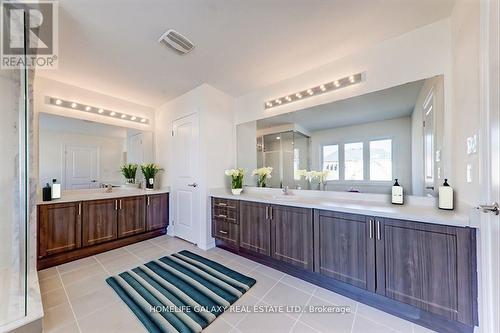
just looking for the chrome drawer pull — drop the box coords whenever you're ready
[217,203,227,207]
[218,214,227,218]
[376,221,381,240]
[219,230,228,235]
[369,219,373,239]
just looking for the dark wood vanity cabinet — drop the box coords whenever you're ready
[146,193,169,231]
[313,210,375,291]
[375,218,477,326]
[82,198,118,246]
[212,198,240,246]
[38,202,82,257]
[271,205,313,271]
[239,201,271,255]
[118,196,146,237]
[38,192,169,269]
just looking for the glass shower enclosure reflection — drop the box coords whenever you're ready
[257,130,310,189]
[0,17,28,327]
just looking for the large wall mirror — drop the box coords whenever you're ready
[38,113,154,190]
[237,75,445,196]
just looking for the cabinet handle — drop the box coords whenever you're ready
[269,206,273,220]
[115,200,118,210]
[218,214,227,218]
[369,219,373,239]
[147,196,150,206]
[219,230,228,235]
[78,203,81,216]
[376,220,381,240]
[119,199,122,210]
[265,206,269,219]
[217,203,227,207]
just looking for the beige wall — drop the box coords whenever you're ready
[450,0,481,208]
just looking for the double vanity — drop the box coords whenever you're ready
[211,190,478,333]
[37,189,169,269]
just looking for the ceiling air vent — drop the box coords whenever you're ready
[158,29,194,55]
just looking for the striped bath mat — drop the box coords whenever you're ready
[106,250,256,333]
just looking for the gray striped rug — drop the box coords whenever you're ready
[106,250,256,333]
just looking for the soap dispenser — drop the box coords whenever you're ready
[51,178,61,200]
[42,183,52,202]
[391,179,404,205]
[438,179,454,210]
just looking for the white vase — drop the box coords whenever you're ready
[231,188,243,195]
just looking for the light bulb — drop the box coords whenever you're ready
[110,111,116,116]
[121,114,127,119]
[334,80,340,87]
[55,99,62,105]
[285,96,291,102]
[265,102,272,107]
[296,93,302,99]
[349,75,355,83]
[131,116,136,121]
[140,118,147,123]
[320,85,326,91]
[71,102,77,108]
[85,106,91,111]
[307,89,314,95]
[98,108,104,114]
[275,99,282,104]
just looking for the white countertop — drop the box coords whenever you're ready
[210,188,474,228]
[37,187,170,205]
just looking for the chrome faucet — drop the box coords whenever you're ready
[282,186,290,195]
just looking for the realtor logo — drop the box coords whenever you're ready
[1,0,58,68]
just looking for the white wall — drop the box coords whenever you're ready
[235,19,452,126]
[39,131,126,188]
[310,117,412,194]
[155,84,235,249]
[236,121,258,186]
[450,0,481,209]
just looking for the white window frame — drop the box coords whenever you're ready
[320,136,395,185]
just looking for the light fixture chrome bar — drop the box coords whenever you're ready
[264,72,364,109]
[47,97,150,124]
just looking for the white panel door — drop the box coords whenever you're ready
[65,145,99,189]
[172,113,200,244]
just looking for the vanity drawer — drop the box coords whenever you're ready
[212,198,239,224]
[212,219,239,245]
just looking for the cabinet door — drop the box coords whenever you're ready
[271,205,313,270]
[146,193,169,231]
[118,196,145,238]
[376,218,476,325]
[38,202,82,257]
[314,210,375,291]
[82,199,118,246]
[240,201,271,255]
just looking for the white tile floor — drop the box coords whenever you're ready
[38,235,436,333]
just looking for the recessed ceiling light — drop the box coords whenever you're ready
[110,111,116,116]
[55,99,62,105]
[85,106,91,111]
[71,102,77,108]
[98,108,104,114]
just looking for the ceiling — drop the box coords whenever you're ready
[256,79,425,132]
[36,0,454,107]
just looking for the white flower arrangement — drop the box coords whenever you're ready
[252,167,273,187]
[304,170,330,183]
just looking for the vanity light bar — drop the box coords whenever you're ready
[264,72,363,109]
[47,97,150,125]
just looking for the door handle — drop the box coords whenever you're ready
[369,219,373,239]
[476,202,499,215]
[376,220,381,240]
[187,183,198,188]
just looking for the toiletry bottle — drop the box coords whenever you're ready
[42,183,52,202]
[391,179,404,205]
[438,179,454,210]
[51,178,61,199]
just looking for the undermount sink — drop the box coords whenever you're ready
[271,195,299,201]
